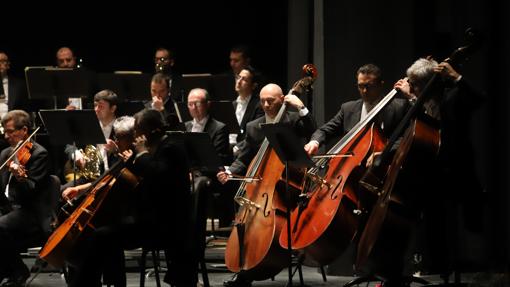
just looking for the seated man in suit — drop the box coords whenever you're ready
[185,88,233,227]
[68,109,194,287]
[0,51,29,152]
[231,67,264,155]
[0,51,29,117]
[0,110,52,287]
[216,83,316,286]
[63,90,119,185]
[145,72,182,130]
[153,47,183,102]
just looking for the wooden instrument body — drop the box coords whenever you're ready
[39,167,138,268]
[356,118,440,271]
[225,148,296,280]
[281,123,386,265]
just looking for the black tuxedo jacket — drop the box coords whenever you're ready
[230,111,316,175]
[130,135,191,239]
[311,98,410,146]
[185,117,232,166]
[232,95,264,143]
[144,98,182,131]
[0,142,51,223]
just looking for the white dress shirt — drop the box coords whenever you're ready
[191,116,209,133]
[235,94,252,125]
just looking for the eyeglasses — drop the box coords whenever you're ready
[4,127,21,134]
[0,59,9,64]
[154,57,169,63]
[187,101,205,107]
[357,82,379,90]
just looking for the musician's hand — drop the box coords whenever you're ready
[104,139,118,153]
[152,96,165,112]
[304,141,319,156]
[75,157,86,169]
[133,135,148,154]
[284,94,305,110]
[119,149,133,162]
[394,78,415,100]
[217,171,229,185]
[434,62,461,81]
[366,152,382,167]
[9,162,28,179]
[62,186,80,201]
[65,104,77,111]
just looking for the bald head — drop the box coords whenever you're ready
[259,83,284,118]
[56,47,77,68]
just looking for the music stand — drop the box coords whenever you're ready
[180,74,213,100]
[38,109,106,185]
[25,67,93,109]
[96,72,152,101]
[166,131,222,174]
[261,123,314,287]
[175,102,192,123]
[209,101,240,134]
[210,73,236,100]
[116,100,146,117]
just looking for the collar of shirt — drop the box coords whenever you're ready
[265,114,276,124]
[360,101,375,121]
[192,115,209,132]
[100,119,114,140]
[236,94,252,105]
[1,76,8,99]
[235,94,252,125]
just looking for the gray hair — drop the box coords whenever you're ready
[406,58,438,89]
[188,88,210,101]
[113,116,135,136]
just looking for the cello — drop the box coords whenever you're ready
[224,65,317,280]
[355,28,481,272]
[280,86,403,265]
[39,155,139,268]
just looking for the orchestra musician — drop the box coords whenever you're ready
[62,90,119,188]
[61,116,136,202]
[217,83,316,287]
[145,72,182,131]
[231,67,264,155]
[55,47,78,69]
[393,58,485,277]
[185,88,233,228]
[0,110,52,287]
[0,51,29,118]
[304,64,409,158]
[185,88,232,165]
[153,47,183,102]
[68,109,195,287]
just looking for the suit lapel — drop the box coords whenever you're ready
[241,96,258,128]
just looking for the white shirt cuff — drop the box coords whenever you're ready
[299,106,309,117]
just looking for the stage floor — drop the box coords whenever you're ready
[22,237,504,286]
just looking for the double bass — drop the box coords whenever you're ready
[280,87,402,265]
[39,156,138,268]
[355,28,481,271]
[224,65,317,280]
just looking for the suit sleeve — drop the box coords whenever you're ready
[212,124,233,166]
[10,147,49,199]
[311,106,345,145]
